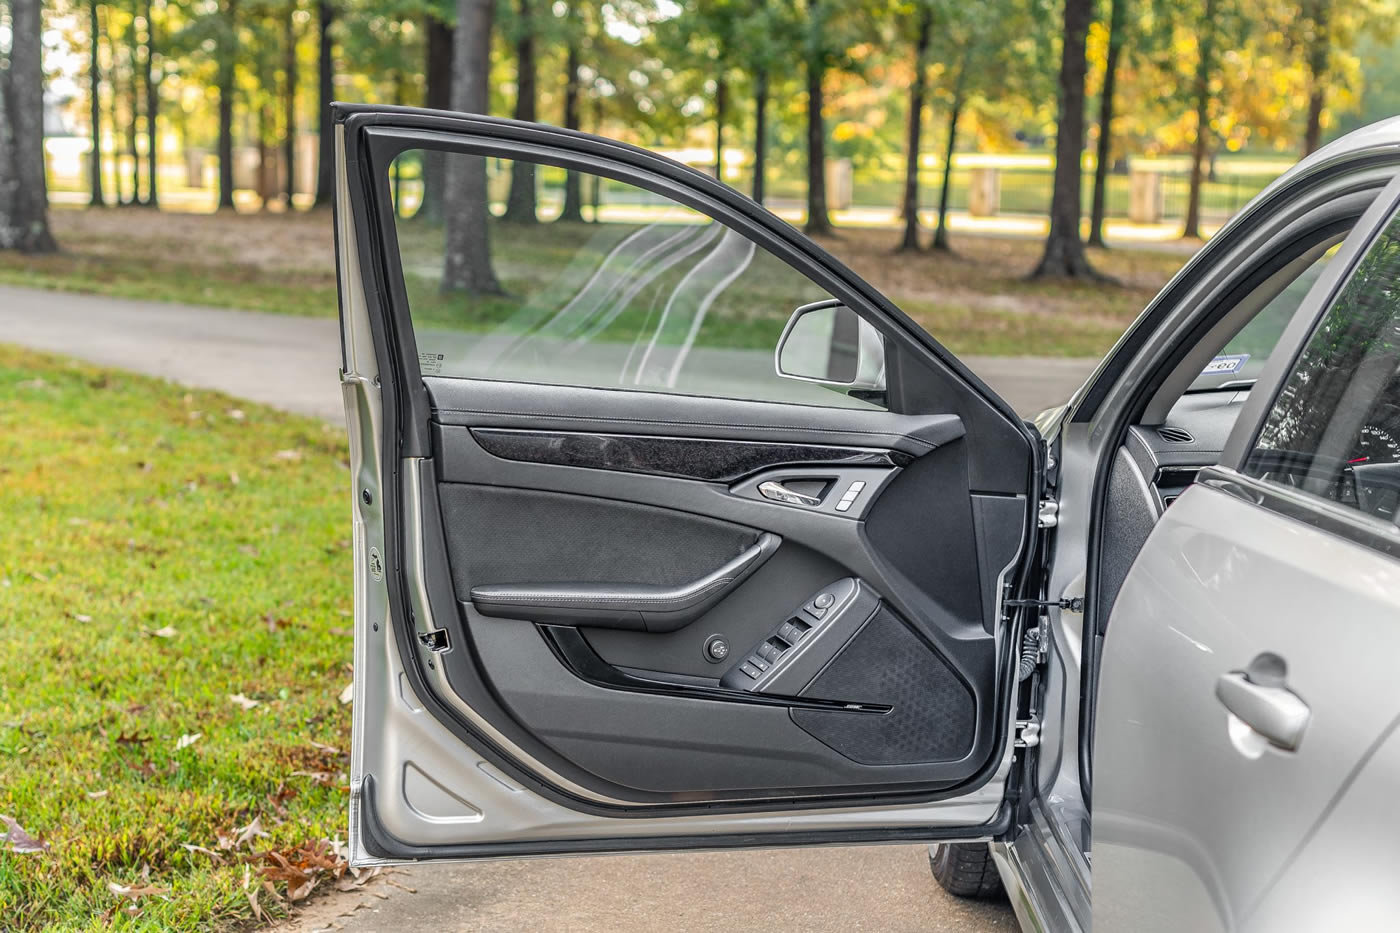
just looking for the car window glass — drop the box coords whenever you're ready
[1245,208,1400,524]
[1188,246,1338,392]
[385,148,885,410]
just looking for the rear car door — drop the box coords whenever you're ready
[1092,175,1400,931]
[333,105,1042,862]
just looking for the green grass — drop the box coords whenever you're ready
[0,345,353,930]
[0,206,1187,360]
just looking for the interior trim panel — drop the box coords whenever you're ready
[470,427,912,482]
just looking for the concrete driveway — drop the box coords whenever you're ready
[0,284,1097,932]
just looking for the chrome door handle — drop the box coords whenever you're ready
[1215,667,1310,751]
[758,481,822,507]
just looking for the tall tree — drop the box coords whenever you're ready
[1,0,59,251]
[313,0,335,207]
[441,0,503,293]
[1031,0,1097,278]
[283,0,298,208]
[559,33,585,221]
[898,2,934,252]
[125,16,143,204]
[1088,0,1128,247]
[216,0,238,209]
[1300,0,1331,155]
[89,0,106,206]
[502,0,538,222]
[417,10,454,222]
[1182,0,1218,239]
[803,0,834,236]
[931,48,970,252]
[144,0,160,206]
[751,65,768,203]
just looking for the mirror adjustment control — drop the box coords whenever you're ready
[813,592,835,609]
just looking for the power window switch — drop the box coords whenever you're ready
[739,662,761,679]
[750,656,770,672]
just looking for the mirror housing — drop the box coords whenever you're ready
[775,300,887,395]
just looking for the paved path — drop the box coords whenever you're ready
[0,286,1097,418]
[0,285,1097,931]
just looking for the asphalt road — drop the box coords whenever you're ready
[0,285,1097,932]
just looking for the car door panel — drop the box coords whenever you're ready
[335,108,1041,862]
[1092,482,1400,932]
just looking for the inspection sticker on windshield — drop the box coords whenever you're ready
[418,351,445,375]
[1202,353,1249,376]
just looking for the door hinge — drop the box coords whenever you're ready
[1015,718,1042,748]
[1037,499,1059,528]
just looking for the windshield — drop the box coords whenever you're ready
[1187,246,1337,393]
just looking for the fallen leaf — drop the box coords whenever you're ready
[86,790,109,800]
[229,471,241,486]
[107,881,170,899]
[228,693,260,710]
[339,682,354,705]
[1,815,49,854]
[115,731,151,746]
[180,842,225,865]
[71,612,93,623]
[227,409,246,421]
[309,740,343,756]
[273,449,303,462]
[174,733,202,751]
[149,626,177,639]
[234,816,268,848]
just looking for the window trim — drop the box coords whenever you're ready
[1198,465,1400,560]
[1221,174,1400,474]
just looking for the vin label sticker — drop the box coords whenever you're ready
[418,351,445,375]
[1202,353,1249,375]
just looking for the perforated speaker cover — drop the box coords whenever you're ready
[791,607,976,764]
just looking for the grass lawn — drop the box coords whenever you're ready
[0,206,1190,358]
[0,344,355,930]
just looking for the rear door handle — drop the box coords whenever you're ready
[1215,661,1310,751]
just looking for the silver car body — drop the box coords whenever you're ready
[333,107,1400,931]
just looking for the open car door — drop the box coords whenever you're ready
[332,105,1043,863]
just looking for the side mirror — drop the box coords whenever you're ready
[775,300,887,394]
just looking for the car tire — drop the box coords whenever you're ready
[927,842,1004,898]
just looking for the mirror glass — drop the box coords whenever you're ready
[776,302,886,391]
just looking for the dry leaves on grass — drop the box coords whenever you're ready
[1,814,50,854]
[174,732,202,751]
[228,692,261,710]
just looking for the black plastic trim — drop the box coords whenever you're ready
[541,625,893,713]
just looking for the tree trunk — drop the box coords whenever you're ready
[1087,0,1126,248]
[144,0,159,206]
[803,15,833,236]
[1301,0,1330,156]
[752,67,768,204]
[442,0,504,294]
[2,0,59,251]
[217,0,237,210]
[502,0,538,222]
[313,0,335,207]
[932,57,968,253]
[1182,0,1216,240]
[1030,0,1096,278]
[588,94,601,220]
[898,5,933,252]
[283,2,298,208]
[418,15,453,222]
[714,73,726,181]
[89,0,106,207]
[559,38,585,222]
[127,24,143,205]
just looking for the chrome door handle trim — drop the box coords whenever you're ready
[758,481,822,507]
[1215,670,1310,751]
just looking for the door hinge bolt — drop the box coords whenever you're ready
[1038,499,1059,528]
